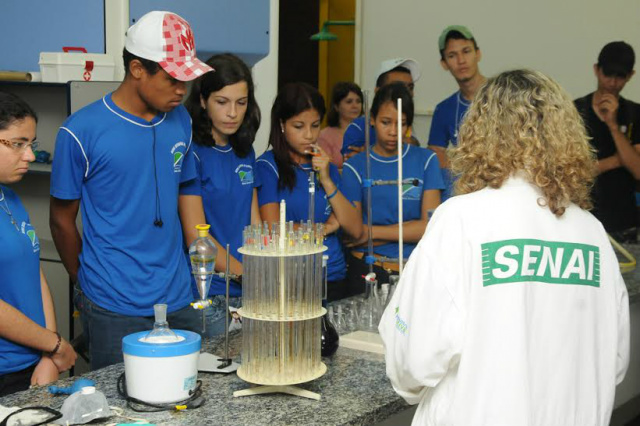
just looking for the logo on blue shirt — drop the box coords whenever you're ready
[20,222,40,253]
[235,164,254,186]
[171,142,187,173]
[402,178,423,200]
[323,194,333,217]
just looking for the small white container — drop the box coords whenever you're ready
[39,48,115,83]
[122,330,201,404]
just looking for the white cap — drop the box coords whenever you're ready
[125,11,213,81]
[81,386,96,395]
[376,58,421,84]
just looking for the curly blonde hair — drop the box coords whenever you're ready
[449,69,596,217]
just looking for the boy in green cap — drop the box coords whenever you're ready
[427,25,486,200]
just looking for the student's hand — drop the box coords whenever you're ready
[324,221,339,236]
[50,338,78,373]
[344,225,370,248]
[311,145,332,183]
[593,93,619,128]
[324,217,340,235]
[343,145,365,161]
[30,356,59,386]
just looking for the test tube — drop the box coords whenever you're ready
[315,223,324,247]
[301,255,308,316]
[254,255,261,316]
[270,223,278,252]
[322,254,329,303]
[245,254,252,314]
[308,171,315,227]
[288,230,295,252]
[253,230,258,252]
[266,256,272,317]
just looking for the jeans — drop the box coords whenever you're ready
[74,287,202,371]
[327,279,348,302]
[0,363,36,398]
[191,295,242,339]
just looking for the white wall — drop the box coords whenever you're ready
[252,0,279,157]
[358,0,640,141]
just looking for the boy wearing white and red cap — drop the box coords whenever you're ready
[49,11,213,369]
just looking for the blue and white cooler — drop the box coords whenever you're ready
[122,305,201,404]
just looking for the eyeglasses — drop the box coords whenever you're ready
[0,139,40,152]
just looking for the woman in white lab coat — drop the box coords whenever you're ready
[379,69,630,426]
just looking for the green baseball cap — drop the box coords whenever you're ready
[438,25,475,51]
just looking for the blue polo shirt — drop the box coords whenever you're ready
[341,144,444,259]
[341,116,376,155]
[428,91,471,201]
[50,94,196,316]
[255,150,346,281]
[180,144,260,298]
[0,186,44,375]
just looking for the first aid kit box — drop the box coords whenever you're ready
[39,47,116,83]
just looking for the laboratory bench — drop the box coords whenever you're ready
[620,244,640,304]
[607,243,640,425]
[2,244,640,425]
[0,331,410,426]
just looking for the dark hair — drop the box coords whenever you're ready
[439,31,479,60]
[376,66,412,88]
[184,53,260,158]
[123,48,161,76]
[326,82,363,127]
[269,83,326,191]
[597,41,635,77]
[0,92,38,131]
[370,82,414,127]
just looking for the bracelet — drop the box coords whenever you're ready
[47,332,62,357]
[326,188,339,200]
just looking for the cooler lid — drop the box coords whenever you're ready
[122,329,201,358]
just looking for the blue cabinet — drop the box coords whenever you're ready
[129,0,270,66]
[0,1,105,72]
[0,1,270,73]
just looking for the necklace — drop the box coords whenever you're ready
[0,188,20,232]
[454,92,465,140]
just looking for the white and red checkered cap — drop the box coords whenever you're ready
[125,11,213,82]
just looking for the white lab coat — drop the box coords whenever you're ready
[379,176,630,426]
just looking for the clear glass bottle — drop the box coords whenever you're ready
[321,301,339,357]
[189,224,217,305]
[144,304,180,342]
[361,273,378,332]
[320,255,339,356]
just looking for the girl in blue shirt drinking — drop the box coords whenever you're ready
[180,54,261,336]
[256,83,362,301]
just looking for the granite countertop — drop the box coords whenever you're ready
[0,332,408,426]
[3,242,636,425]
[619,243,640,304]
